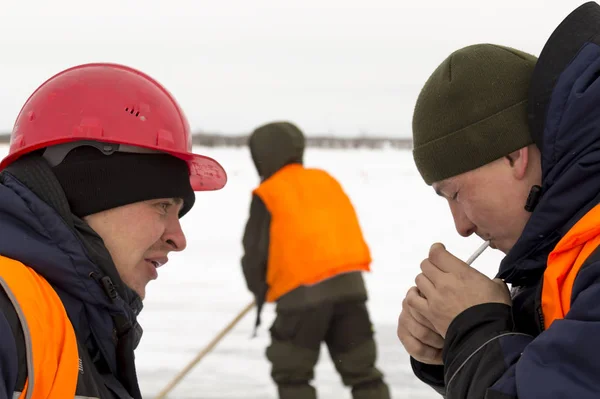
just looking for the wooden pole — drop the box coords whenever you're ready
[154,300,255,399]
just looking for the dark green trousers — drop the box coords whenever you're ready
[266,299,391,399]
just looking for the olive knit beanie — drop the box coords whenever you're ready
[412,43,537,185]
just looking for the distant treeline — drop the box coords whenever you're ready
[0,133,413,150]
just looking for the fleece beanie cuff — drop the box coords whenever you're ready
[413,99,533,184]
[52,147,195,217]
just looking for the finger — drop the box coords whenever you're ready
[428,242,446,257]
[404,310,444,349]
[399,333,443,365]
[405,287,430,315]
[405,285,425,303]
[408,305,437,331]
[415,272,436,299]
[420,258,446,285]
[405,286,422,299]
[402,297,442,345]
[429,242,468,273]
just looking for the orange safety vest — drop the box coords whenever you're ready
[542,203,600,329]
[0,255,79,398]
[253,164,371,302]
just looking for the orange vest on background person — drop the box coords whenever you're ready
[0,256,79,398]
[541,203,600,330]
[253,164,371,303]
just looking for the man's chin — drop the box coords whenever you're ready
[490,239,512,255]
[129,284,146,301]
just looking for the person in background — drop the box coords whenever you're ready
[241,121,390,399]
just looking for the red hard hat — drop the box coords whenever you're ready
[1,63,227,191]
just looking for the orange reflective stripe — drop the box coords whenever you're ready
[542,203,600,329]
[254,164,371,302]
[0,256,78,398]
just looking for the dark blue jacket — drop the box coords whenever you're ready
[0,155,143,398]
[412,6,600,399]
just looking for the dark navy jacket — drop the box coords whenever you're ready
[0,155,143,398]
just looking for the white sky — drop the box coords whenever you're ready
[0,0,586,137]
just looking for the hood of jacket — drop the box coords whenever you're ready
[248,121,305,180]
[499,2,600,285]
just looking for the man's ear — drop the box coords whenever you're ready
[504,147,529,180]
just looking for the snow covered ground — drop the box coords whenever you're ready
[0,145,506,398]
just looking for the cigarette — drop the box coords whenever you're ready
[465,241,490,265]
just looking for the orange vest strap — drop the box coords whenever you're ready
[0,256,79,398]
[542,203,600,329]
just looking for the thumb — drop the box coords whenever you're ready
[428,242,446,258]
[428,242,468,273]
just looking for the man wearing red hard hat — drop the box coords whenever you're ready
[0,63,226,399]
